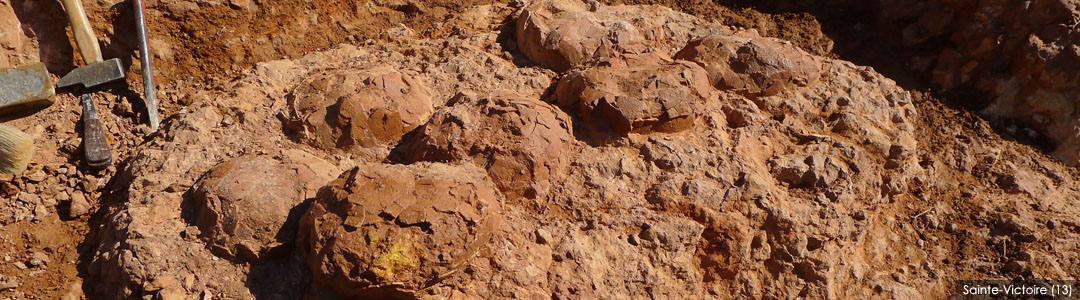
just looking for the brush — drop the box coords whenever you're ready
[0,124,33,174]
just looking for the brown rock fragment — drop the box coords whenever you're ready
[286,66,434,151]
[515,0,639,71]
[769,153,848,189]
[675,32,821,98]
[193,154,338,262]
[65,192,90,219]
[555,55,713,135]
[297,163,503,299]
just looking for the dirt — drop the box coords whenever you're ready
[0,0,1079,299]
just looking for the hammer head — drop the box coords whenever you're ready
[0,63,55,116]
[58,58,124,89]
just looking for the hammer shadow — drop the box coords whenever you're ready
[11,0,76,75]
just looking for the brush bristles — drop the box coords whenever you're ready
[0,124,33,174]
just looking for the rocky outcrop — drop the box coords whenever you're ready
[0,5,38,68]
[881,0,1080,165]
[297,163,504,299]
[74,1,1080,300]
[720,0,1080,165]
[83,46,367,300]
[402,93,574,200]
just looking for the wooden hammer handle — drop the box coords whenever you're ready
[60,0,103,63]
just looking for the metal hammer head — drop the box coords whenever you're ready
[0,63,55,116]
[57,58,124,89]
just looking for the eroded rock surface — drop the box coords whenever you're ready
[555,54,713,135]
[402,93,574,200]
[515,0,720,71]
[82,32,563,300]
[194,153,338,262]
[285,66,434,151]
[298,163,503,299]
[675,31,822,98]
[74,1,1080,300]
[736,0,1080,165]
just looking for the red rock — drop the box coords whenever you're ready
[286,66,434,151]
[555,54,713,135]
[675,32,821,98]
[193,154,338,262]
[297,163,503,298]
[515,0,637,71]
[403,92,573,200]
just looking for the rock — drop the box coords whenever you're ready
[65,192,91,219]
[0,4,39,67]
[853,211,867,221]
[162,0,199,16]
[514,0,717,72]
[27,252,48,268]
[866,0,1080,165]
[286,66,434,152]
[55,191,70,202]
[997,214,1035,237]
[193,154,337,262]
[402,92,573,200]
[18,192,39,205]
[297,163,503,298]
[228,0,256,11]
[515,0,638,71]
[770,154,847,189]
[555,54,713,135]
[1003,260,1028,274]
[0,278,16,291]
[61,279,83,300]
[32,204,48,220]
[920,213,939,228]
[25,170,46,182]
[145,275,177,292]
[279,149,342,198]
[536,228,553,245]
[641,136,705,171]
[12,261,26,270]
[945,223,958,233]
[82,176,100,191]
[675,32,821,98]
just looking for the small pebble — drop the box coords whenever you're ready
[28,252,49,268]
[535,228,552,245]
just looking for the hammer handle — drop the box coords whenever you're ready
[61,0,103,63]
[81,93,112,169]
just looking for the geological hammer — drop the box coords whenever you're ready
[0,63,55,118]
[57,0,124,169]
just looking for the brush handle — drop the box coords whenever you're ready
[61,0,103,63]
[81,93,112,169]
